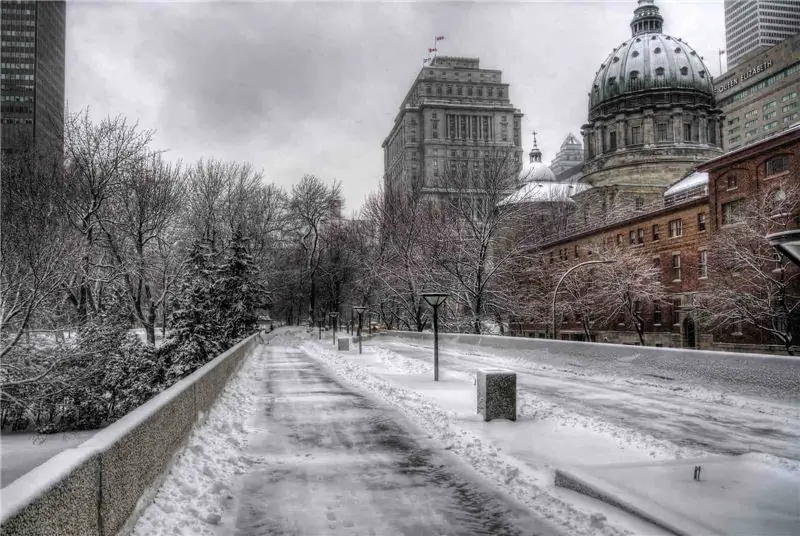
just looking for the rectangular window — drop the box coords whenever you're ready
[727,117,740,126]
[745,119,757,128]
[763,100,776,110]
[637,228,644,245]
[746,128,758,138]
[783,91,797,102]
[673,254,681,281]
[653,257,661,280]
[629,230,636,245]
[574,245,579,258]
[673,299,681,325]
[697,213,706,232]
[783,101,798,113]
[729,135,741,144]
[764,121,778,131]
[764,110,777,120]
[699,250,708,278]
[668,219,682,238]
[744,109,758,119]
[631,125,642,145]
[610,130,617,151]
[652,224,660,241]
[617,234,623,246]
[657,122,668,142]
[727,174,738,189]
[766,155,790,176]
[722,199,744,225]
[653,303,662,325]
[683,123,692,141]
[728,126,740,135]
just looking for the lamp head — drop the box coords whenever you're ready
[768,230,800,267]
[422,292,449,307]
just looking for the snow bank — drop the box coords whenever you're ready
[130,343,268,535]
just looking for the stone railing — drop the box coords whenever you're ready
[0,331,267,536]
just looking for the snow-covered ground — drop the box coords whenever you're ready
[298,330,800,535]
[118,328,798,535]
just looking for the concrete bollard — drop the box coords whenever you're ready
[477,369,516,421]
[338,338,350,351]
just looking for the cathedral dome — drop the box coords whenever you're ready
[520,138,555,182]
[589,0,714,112]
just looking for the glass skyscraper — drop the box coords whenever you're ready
[1,0,66,152]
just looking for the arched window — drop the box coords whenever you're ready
[655,67,665,76]
[765,155,790,176]
[680,66,689,75]
[629,70,640,81]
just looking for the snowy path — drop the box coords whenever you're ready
[227,345,558,536]
[375,339,800,461]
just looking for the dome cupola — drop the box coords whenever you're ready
[520,132,556,183]
[630,0,663,37]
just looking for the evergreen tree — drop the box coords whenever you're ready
[213,228,265,343]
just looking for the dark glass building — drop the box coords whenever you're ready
[1,0,66,152]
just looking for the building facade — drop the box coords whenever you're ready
[381,56,523,199]
[515,124,800,352]
[578,0,724,215]
[724,0,800,68]
[549,133,583,180]
[715,32,800,152]
[1,0,66,152]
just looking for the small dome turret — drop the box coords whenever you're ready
[520,132,556,182]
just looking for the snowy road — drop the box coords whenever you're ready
[373,338,800,461]
[228,346,559,536]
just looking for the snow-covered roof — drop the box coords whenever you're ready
[499,180,590,206]
[663,170,708,198]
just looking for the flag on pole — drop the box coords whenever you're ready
[428,48,437,53]
[436,35,445,41]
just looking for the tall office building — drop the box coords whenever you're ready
[382,56,523,199]
[724,0,800,68]
[1,0,66,152]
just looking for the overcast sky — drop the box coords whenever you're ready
[66,0,725,213]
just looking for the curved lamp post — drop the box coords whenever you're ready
[353,305,366,354]
[422,292,449,381]
[328,312,339,345]
[552,260,614,341]
[767,230,800,267]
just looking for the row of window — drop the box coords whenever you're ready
[0,40,34,47]
[0,62,33,70]
[0,94,33,102]
[2,30,34,37]
[423,84,504,99]
[0,117,32,124]
[655,251,708,282]
[0,73,33,80]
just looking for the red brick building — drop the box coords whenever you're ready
[514,123,800,352]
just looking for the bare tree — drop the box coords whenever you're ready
[698,181,800,354]
[289,175,342,323]
[593,244,669,345]
[1,144,75,358]
[98,153,187,344]
[433,148,530,334]
[61,110,155,320]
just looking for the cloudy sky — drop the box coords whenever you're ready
[66,0,725,213]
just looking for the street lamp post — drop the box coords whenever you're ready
[353,306,366,354]
[552,260,614,341]
[422,292,449,382]
[329,312,339,345]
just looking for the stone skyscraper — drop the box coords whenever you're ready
[1,0,66,152]
[382,56,523,199]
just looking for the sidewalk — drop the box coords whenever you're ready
[227,346,562,536]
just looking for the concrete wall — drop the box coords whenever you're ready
[378,331,800,394]
[0,331,266,536]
